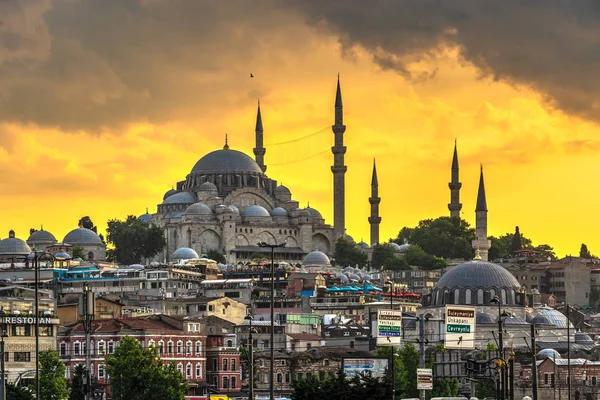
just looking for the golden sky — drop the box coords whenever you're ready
[1,1,600,258]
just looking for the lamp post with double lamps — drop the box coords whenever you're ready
[244,314,257,400]
[1,328,7,400]
[490,295,511,400]
[257,241,286,400]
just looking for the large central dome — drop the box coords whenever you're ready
[436,260,520,290]
[191,148,263,175]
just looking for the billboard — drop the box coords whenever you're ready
[444,305,476,349]
[376,309,402,346]
[342,358,389,379]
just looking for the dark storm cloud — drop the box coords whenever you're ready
[286,0,600,122]
[0,0,292,131]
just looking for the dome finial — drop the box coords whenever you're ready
[146,207,149,214]
[224,134,229,150]
[474,246,482,260]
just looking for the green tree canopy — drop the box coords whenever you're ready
[488,227,556,261]
[382,256,410,271]
[580,243,594,259]
[71,247,87,261]
[371,243,396,269]
[333,238,368,268]
[207,249,226,264]
[396,217,476,260]
[404,245,448,270]
[78,216,97,232]
[510,226,522,253]
[6,383,34,400]
[105,336,188,400]
[38,350,68,400]
[106,215,166,264]
[291,370,391,400]
[68,364,86,400]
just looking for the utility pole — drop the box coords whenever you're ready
[79,283,94,400]
[385,281,395,400]
[419,315,425,400]
[1,329,6,400]
[566,304,571,400]
[531,324,538,400]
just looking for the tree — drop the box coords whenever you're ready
[291,371,390,400]
[488,229,556,261]
[474,379,496,399]
[430,379,459,398]
[382,256,409,271]
[396,217,476,260]
[404,245,448,270]
[398,343,420,398]
[105,336,188,400]
[6,383,34,400]
[78,216,97,233]
[207,249,226,264]
[371,243,396,269]
[106,216,166,264]
[68,364,86,400]
[71,247,87,261]
[38,350,68,400]
[510,226,522,253]
[333,238,368,268]
[580,243,593,259]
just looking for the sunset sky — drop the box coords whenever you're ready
[2,1,600,258]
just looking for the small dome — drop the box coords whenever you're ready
[198,181,218,191]
[575,332,594,344]
[344,234,354,243]
[537,349,561,360]
[27,229,57,243]
[241,205,270,218]
[305,207,323,219]
[229,205,240,214]
[63,228,103,245]
[163,189,178,200]
[388,242,402,251]
[138,212,152,224]
[531,315,554,326]
[476,312,496,324]
[275,185,291,195]
[54,251,71,260]
[128,264,145,269]
[303,251,331,266]
[162,191,196,205]
[398,243,411,251]
[172,247,199,260]
[339,274,349,283]
[357,241,370,249]
[299,209,311,217]
[363,274,373,281]
[0,231,31,255]
[539,307,574,329]
[271,207,288,217]
[184,202,213,216]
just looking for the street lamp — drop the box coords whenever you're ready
[244,314,256,400]
[490,295,511,400]
[1,328,7,400]
[384,280,395,400]
[257,241,286,400]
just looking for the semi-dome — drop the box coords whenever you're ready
[271,207,288,217]
[191,148,263,175]
[27,229,57,243]
[241,205,270,218]
[184,202,213,216]
[303,250,331,266]
[539,307,574,329]
[275,185,291,195]
[229,205,240,214]
[299,209,311,217]
[198,181,218,191]
[531,315,554,326]
[63,228,103,245]
[162,191,196,205]
[476,312,496,324]
[172,247,199,260]
[435,260,520,290]
[304,207,322,219]
[575,332,594,344]
[537,349,561,359]
[163,189,177,200]
[0,231,31,255]
[138,213,152,224]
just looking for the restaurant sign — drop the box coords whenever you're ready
[1,317,56,325]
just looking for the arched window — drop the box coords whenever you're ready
[510,290,516,305]
[477,289,484,304]
[465,289,472,305]
[167,340,174,354]
[158,340,165,355]
[435,290,440,305]
[223,376,229,389]
[195,341,202,355]
[186,341,192,354]
[454,289,460,304]
[148,339,155,349]
[231,376,237,389]
[501,289,507,305]
[186,363,192,378]
[196,363,202,378]
[489,288,496,301]
[227,340,233,348]
[177,340,183,354]
[177,363,183,374]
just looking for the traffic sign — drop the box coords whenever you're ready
[444,305,476,349]
[377,309,402,346]
[417,368,433,390]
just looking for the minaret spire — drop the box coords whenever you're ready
[368,159,381,246]
[472,164,491,261]
[331,74,347,239]
[448,139,462,218]
[253,100,266,172]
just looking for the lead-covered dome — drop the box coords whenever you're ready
[436,260,520,291]
[0,231,31,255]
[27,229,57,244]
[241,205,270,218]
[191,148,263,174]
[162,191,196,205]
[198,181,218,191]
[172,247,199,260]
[303,251,331,266]
[64,228,103,245]
[184,203,213,216]
[271,207,288,217]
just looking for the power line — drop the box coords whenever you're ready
[269,150,330,167]
[264,126,329,147]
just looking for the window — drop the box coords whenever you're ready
[277,373,282,383]
[98,341,105,354]
[167,341,174,354]
[231,359,236,371]
[223,359,228,371]
[307,343,312,349]
[177,363,183,375]
[195,341,202,355]
[465,289,472,304]
[60,343,67,356]
[108,341,115,354]
[186,363,192,378]
[148,340,155,349]
[98,365,105,379]
[213,359,218,371]
[74,342,81,355]
[14,352,31,362]
[177,341,183,354]
[226,340,233,347]
[12,325,30,336]
[39,326,53,336]
[159,340,164,355]
[223,376,229,389]
[186,341,192,355]
[285,373,290,383]
[593,376,597,386]
[196,363,202,378]
[231,376,237,388]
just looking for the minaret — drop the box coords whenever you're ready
[331,75,347,239]
[253,100,266,172]
[448,139,462,218]
[472,165,491,261]
[368,159,381,246]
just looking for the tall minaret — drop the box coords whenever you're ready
[448,139,462,218]
[472,165,491,261]
[253,100,266,173]
[368,159,381,246]
[331,75,347,239]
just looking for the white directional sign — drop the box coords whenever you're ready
[377,309,402,346]
[417,368,433,390]
[444,305,476,349]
